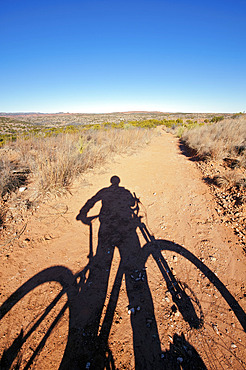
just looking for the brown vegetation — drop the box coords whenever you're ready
[181,115,246,189]
[0,128,153,236]
[181,115,246,166]
[1,130,245,369]
[1,112,245,250]
[0,111,229,128]
[181,115,246,250]
[1,129,152,196]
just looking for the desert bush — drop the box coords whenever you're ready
[122,118,184,129]
[212,172,245,189]
[0,134,17,147]
[0,116,201,199]
[0,157,15,197]
[176,118,183,124]
[176,121,204,138]
[181,116,246,163]
[0,150,29,198]
[210,115,224,123]
[0,127,153,197]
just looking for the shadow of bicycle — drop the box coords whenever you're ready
[0,177,245,369]
[1,240,246,369]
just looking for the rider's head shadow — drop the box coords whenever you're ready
[75,177,209,368]
[75,176,164,367]
[75,175,146,306]
[76,175,140,256]
[4,176,246,369]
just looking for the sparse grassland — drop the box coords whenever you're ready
[0,114,208,204]
[0,112,235,205]
[181,115,246,170]
[0,114,187,229]
[1,111,227,128]
[0,111,244,241]
[180,114,246,249]
[0,112,229,145]
[0,127,154,196]
[0,126,154,228]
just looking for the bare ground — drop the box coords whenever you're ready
[0,131,245,369]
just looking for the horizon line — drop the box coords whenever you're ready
[0,110,238,115]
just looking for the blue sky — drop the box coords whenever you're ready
[1,0,246,113]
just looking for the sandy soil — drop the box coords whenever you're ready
[0,130,246,369]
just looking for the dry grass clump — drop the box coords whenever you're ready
[0,151,28,198]
[0,128,152,198]
[182,116,246,250]
[0,201,6,226]
[181,114,246,191]
[213,172,246,189]
[181,115,246,165]
[181,115,246,190]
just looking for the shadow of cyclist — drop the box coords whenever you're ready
[0,176,210,369]
[66,175,162,369]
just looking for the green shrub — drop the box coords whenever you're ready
[176,118,183,124]
[0,134,17,147]
[210,116,224,123]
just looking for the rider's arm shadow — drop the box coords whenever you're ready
[76,191,103,224]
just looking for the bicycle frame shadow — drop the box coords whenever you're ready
[1,237,245,369]
[140,228,246,333]
[0,178,245,369]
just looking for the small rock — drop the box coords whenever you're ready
[212,324,219,335]
[231,343,237,349]
[19,187,27,192]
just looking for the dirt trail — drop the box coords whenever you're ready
[1,131,246,369]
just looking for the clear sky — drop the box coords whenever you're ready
[1,0,246,113]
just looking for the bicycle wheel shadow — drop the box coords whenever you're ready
[146,239,246,333]
[0,261,207,370]
[1,241,245,369]
[0,176,245,369]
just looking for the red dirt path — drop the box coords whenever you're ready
[0,131,245,369]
